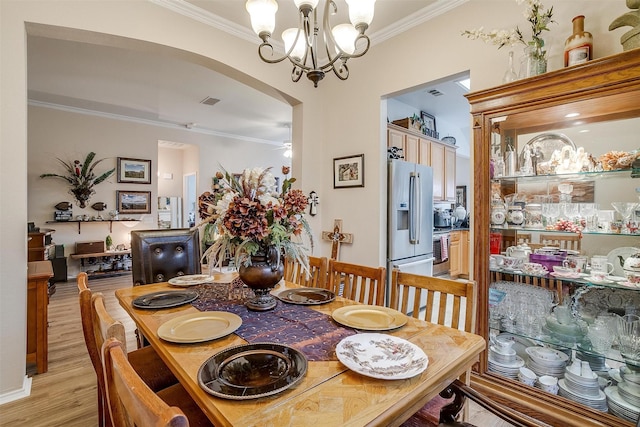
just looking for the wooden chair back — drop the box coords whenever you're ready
[389,270,476,332]
[284,256,328,288]
[78,272,126,427]
[327,260,385,306]
[540,233,581,251]
[102,338,189,427]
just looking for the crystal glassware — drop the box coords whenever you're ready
[579,203,599,232]
[611,202,639,234]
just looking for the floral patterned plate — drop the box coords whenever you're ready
[336,333,428,380]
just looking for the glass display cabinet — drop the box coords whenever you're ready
[468,49,640,426]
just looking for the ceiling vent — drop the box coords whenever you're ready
[200,96,220,106]
[428,89,444,97]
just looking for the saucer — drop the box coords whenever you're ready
[550,272,581,279]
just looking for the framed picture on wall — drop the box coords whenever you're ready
[333,154,364,188]
[117,157,152,184]
[421,111,437,138]
[456,185,467,209]
[117,190,151,214]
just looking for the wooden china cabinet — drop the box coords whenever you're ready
[467,49,640,426]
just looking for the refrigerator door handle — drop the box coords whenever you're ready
[415,172,421,245]
[409,172,418,244]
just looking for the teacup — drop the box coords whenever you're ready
[553,265,577,276]
[563,255,587,273]
[538,375,559,394]
[522,262,547,275]
[503,256,523,270]
[591,256,614,274]
[489,255,504,269]
[518,367,537,386]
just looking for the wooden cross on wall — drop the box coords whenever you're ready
[321,219,354,260]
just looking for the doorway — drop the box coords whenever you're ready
[183,173,197,228]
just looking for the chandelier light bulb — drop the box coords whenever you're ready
[346,0,376,29]
[332,24,358,55]
[282,28,307,61]
[246,0,278,39]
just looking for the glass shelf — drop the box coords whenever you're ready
[489,226,640,237]
[492,168,633,184]
[490,268,640,291]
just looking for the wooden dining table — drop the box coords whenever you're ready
[115,277,485,427]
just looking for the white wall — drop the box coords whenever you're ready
[1,0,629,399]
[157,146,185,197]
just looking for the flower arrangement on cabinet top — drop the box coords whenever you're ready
[199,166,313,273]
[461,0,555,62]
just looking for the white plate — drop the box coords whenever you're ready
[168,274,216,287]
[336,333,428,380]
[550,272,581,279]
[607,247,640,277]
[526,346,569,364]
[605,386,640,413]
[489,354,525,369]
[157,311,242,343]
[608,275,627,282]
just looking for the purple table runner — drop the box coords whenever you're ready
[191,281,355,361]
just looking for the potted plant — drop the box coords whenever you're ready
[40,152,115,208]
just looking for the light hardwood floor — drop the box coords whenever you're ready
[0,275,514,427]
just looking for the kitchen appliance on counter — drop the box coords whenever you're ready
[387,160,434,298]
[434,207,452,228]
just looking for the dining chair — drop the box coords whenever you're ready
[130,228,201,286]
[539,233,581,251]
[327,260,385,306]
[284,255,328,289]
[390,271,476,426]
[77,273,178,427]
[102,337,213,427]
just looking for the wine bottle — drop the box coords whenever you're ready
[564,15,593,67]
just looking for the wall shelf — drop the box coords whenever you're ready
[46,219,139,234]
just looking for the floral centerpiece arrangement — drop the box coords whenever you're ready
[199,166,313,276]
[461,0,555,73]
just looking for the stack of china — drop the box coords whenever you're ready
[605,366,640,422]
[488,337,524,380]
[543,306,586,344]
[575,347,608,372]
[559,360,608,411]
[525,346,568,378]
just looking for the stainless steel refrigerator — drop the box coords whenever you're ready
[387,159,434,305]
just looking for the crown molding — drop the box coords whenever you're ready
[150,0,469,50]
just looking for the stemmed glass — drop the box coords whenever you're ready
[611,202,639,234]
[579,203,599,232]
[542,203,560,228]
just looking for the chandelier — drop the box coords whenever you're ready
[245,0,376,87]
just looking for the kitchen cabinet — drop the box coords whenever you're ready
[449,231,461,276]
[468,49,640,426]
[387,124,457,200]
[449,230,470,278]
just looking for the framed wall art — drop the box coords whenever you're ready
[116,190,152,214]
[420,111,437,138]
[117,157,152,184]
[333,154,364,188]
[456,185,467,209]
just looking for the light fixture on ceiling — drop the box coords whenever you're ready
[245,0,376,88]
[283,142,293,158]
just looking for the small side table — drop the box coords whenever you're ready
[27,261,53,374]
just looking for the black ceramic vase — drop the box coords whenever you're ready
[238,245,283,311]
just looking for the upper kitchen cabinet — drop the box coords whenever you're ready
[468,50,640,426]
[387,123,456,200]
